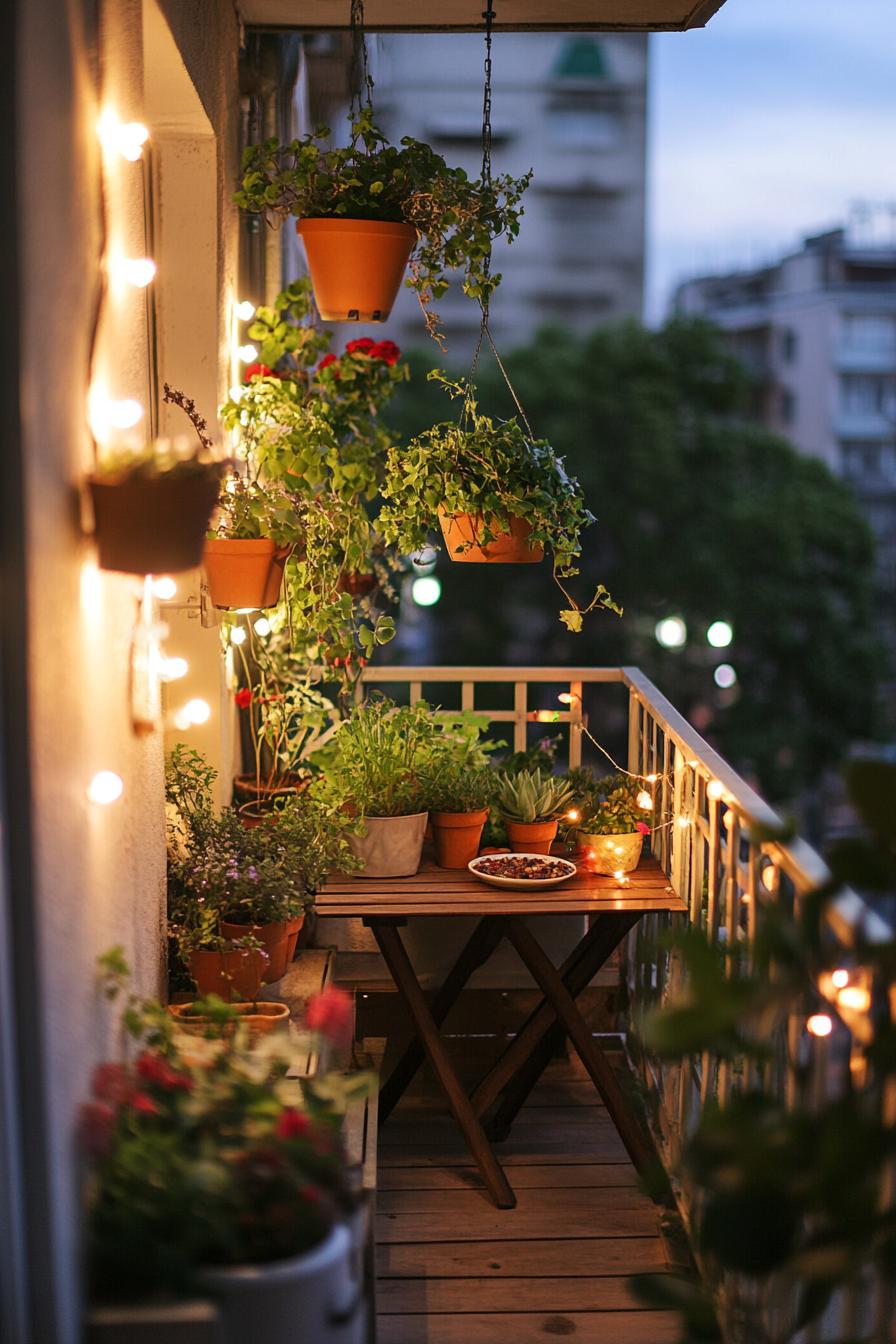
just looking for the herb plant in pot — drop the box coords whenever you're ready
[203,473,301,611]
[495,767,576,855]
[422,756,496,869]
[568,770,652,876]
[236,107,530,341]
[326,697,440,878]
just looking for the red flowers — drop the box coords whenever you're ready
[636,822,651,836]
[136,1050,193,1093]
[370,340,401,365]
[332,338,401,367]
[235,688,253,709]
[305,984,353,1048]
[80,1101,117,1158]
[317,353,339,375]
[131,1092,161,1116]
[92,1062,133,1106]
[275,1107,312,1141]
[243,363,281,382]
[345,337,376,356]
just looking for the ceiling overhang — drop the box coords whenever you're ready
[239,1,729,33]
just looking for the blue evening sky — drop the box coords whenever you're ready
[647,0,896,321]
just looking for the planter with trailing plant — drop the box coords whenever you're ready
[495,767,576,855]
[168,999,290,1037]
[202,471,303,610]
[379,380,619,631]
[236,108,530,341]
[422,754,497,869]
[82,953,372,1344]
[567,770,651,876]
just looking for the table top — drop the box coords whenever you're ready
[316,853,686,918]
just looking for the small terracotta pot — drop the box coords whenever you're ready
[203,538,291,610]
[438,507,544,564]
[505,818,559,855]
[296,217,418,322]
[169,1001,290,1037]
[431,809,489,869]
[336,570,378,597]
[220,920,293,984]
[285,915,305,966]
[89,467,221,575]
[188,947,268,1002]
[578,831,644,876]
[348,812,428,878]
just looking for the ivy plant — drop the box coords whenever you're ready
[235,108,531,346]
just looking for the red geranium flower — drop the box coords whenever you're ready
[235,688,252,709]
[243,363,280,381]
[91,1062,133,1106]
[345,337,376,356]
[305,984,353,1047]
[317,353,340,375]
[136,1050,193,1092]
[275,1107,312,1141]
[130,1091,161,1116]
[636,822,651,836]
[369,340,401,365]
[80,1101,117,1158]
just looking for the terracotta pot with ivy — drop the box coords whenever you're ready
[236,108,530,343]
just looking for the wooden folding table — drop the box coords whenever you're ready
[316,855,686,1209]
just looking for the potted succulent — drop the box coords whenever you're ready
[324,697,440,878]
[81,953,371,1343]
[378,380,620,631]
[567,770,652,876]
[236,107,531,344]
[494,767,576,855]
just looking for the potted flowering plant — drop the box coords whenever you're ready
[82,951,371,1344]
[378,379,620,631]
[494,767,576,855]
[236,107,531,344]
[567,769,652,875]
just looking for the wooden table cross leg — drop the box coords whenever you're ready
[378,914,505,1125]
[366,917,517,1210]
[502,915,655,1176]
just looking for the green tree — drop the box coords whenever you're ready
[387,319,882,801]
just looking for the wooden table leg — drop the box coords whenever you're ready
[370,921,517,1210]
[503,915,654,1175]
[379,915,505,1124]
[472,913,637,1121]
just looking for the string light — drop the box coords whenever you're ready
[228,385,243,402]
[706,779,725,801]
[636,790,653,810]
[655,616,687,649]
[253,617,272,638]
[761,864,778,891]
[557,692,579,706]
[837,986,871,1013]
[87,771,124,805]
[97,109,149,161]
[714,663,738,689]
[707,620,733,648]
[112,256,156,288]
[532,709,560,723]
[151,576,177,600]
[89,388,145,441]
[230,627,247,646]
[174,698,211,730]
[411,576,442,607]
[676,815,691,829]
[235,300,256,321]
[807,1014,833,1038]
[831,968,850,989]
[158,656,188,682]
[238,344,258,363]
[566,808,580,823]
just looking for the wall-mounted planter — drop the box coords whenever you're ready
[169,1001,290,1038]
[88,467,221,575]
[578,831,643,876]
[348,812,428,879]
[203,538,292,610]
[431,808,489,869]
[505,818,558,855]
[188,947,268,1002]
[296,217,417,322]
[438,507,544,564]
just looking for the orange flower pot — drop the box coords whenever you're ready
[296,217,418,322]
[169,1001,290,1037]
[438,508,544,564]
[285,915,305,966]
[220,920,294,984]
[431,809,489,869]
[188,947,268,1002]
[505,818,559,855]
[203,538,291,610]
[89,467,221,575]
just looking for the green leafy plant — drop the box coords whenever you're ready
[378,378,618,630]
[322,696,442,818]
[494,767,575,824]
[236,107,531,346]
[422,759,497,815]
[568,769,652,836]
[81,955,372,1300]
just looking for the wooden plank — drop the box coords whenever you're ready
[380,1107,619,1141]
[376,1192,661,1242]
[377,1133,630,1164]
[377,1162,636,1191]
[377,1236,670,1279]
[379,1276,657,1313]
[319,895,683,918]
[378,1184,651,1215]
[377,1311,681,1343]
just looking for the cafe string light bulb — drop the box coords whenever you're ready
[87,771,124,805]
[636,790,653,810]
[112,256,156,288]
[174,698,211,730]
[253,616,272,638]
[831,968,850,989]
[238,344,258,363]
[157,656,188,682]
[807,1013,833,1038]
[230,627,247,646]
[235,300,256,322]
[150,576,177,600]
[97,109,149,161]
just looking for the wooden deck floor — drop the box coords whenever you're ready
[374,1046,681,1344]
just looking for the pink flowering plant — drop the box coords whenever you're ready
[81,950,372,1301]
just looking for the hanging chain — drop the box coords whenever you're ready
[349,0,373,120]
[479,4,496,315]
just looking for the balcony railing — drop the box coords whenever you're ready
[357,664,893,1342]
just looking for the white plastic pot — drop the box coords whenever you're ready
[579,831,644,876]
[197,1222,363,1344]
[348,812,427,878]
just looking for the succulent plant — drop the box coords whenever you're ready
[495,768,576,824]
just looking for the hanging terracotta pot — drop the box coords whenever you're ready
[504,818,559,855]
[431,809,489,869]
[296,217,417,322]
[168,1000,290,1037]
[437,507,544,564]
[220,920,293,984]
[188,946,268,1002]
[203,538,292,610]
[89,466,221,575]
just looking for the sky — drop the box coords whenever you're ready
[647,0,896,321]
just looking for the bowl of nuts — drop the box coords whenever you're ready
[468,853,577,890]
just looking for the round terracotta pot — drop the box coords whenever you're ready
[505,818,559,855]
[220,920,293,984]
[203,538,291,610]
[296,217,418,322]
[348,813,428,878]
[437,507,544,564]
[89,466,221,575]
[169,1001,290,1037]
[336,571,378,597]
[285,915,305,966]
[578,831,644,876]
[431,809,489,869]
[188,947,268,1002]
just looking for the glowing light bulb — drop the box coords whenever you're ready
[706,779,725,801]
[636,790,653,810]
[831,968,850,989]
[655,616,687,649]
[837,986,871,1013]
[566,809,580,823]
[230,627,247,646]
[714,663,737,689]
[113,256,156,287]
[174,698,210,730]
[411,576,441,607]
[106,398,144,430]
[646,774,659,784]
[228,385,243,402]
[98,110,149,160]
[614,869,627,883]
[807,1014,833,1038]
[558,692,578,705]
[723,810,734,828]
[235,300,256,321]
[151,576,177,600]
[238,344,258,363]
[761,864,777,891]
[87,771,124,805]
[158,656,188,682]
[253,617,272,637]
[676,815,691,829]
[707,620,733,648]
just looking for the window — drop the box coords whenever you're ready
[780,328,798,363]
[841,442,881,480]
[840,374,896,416]
[779,388,796,425]
[547,94,622,149]
[842,313,896,351]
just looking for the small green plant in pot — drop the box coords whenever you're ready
[378,379,619,631]
[568,769,652,876]
[236,107,531,344]
[422,755,497,869]
[323,696,441,879]
[203,471,303,611]
[495,767,576,855]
